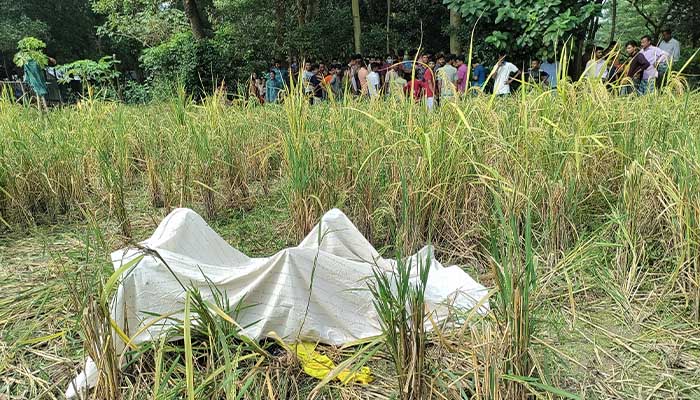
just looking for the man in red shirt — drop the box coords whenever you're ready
[404,77,424,101]
[421,52,435,110]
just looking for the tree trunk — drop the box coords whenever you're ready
[386,0,391,54]
[352,0,362,54]
[275,0,285,50]
[573,31,586,79]
[587,16,599,46]
[309,0,320,20]
[184,0,209,40]
[297,0,306,25]
[1,52,9,79]
[610,0,617,42]
[449,9,462,55]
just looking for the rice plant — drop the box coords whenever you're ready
[2,75,700,399]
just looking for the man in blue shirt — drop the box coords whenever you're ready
[471,60,486,88]
[266,71,282,103]
[271,60,286,84]
[540,58,558,89]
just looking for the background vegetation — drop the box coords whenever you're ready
[2,0,699,94]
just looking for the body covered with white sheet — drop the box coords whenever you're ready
[67,208,488,397]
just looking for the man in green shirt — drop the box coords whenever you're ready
[23,59,48,110]
[14,37,49,111]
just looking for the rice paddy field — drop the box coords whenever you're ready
[2,81,700,399]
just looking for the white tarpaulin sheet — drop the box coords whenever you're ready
[66,208,488,398]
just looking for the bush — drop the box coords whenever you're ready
[139,32,234,98]
[122,80,150,104]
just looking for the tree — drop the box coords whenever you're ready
[669,0,700,48]
[352,0,361,53]
[596,0,699,46]
[93,0,192,46]
[184,0,212,40]
[626,0,676,38]
[442,0,603,52]
[0,1,47,54]
[609,0,617,40]
[449,9,461,54]
[443,0,603,76]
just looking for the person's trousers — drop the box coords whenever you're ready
[639,79,655,95]
[657,63,669,87]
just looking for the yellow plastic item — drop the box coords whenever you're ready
[293,342,373,384]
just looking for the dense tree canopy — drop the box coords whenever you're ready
[443,0,602,58]
[0,0,99,60]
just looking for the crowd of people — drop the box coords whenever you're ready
[249,29,683,109]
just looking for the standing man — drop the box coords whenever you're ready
[437,54,458,101]
[640,35,669,93]
[455,55,468,94]
[416,51,431,80]
[435,53,447,73]
[348,54,361,95]
[14,38,50,111]
[272,60,286,85]
[490,53,520,96]
[421,53,436,110]
[309,64,323,104]
[265,70,282,103]
[584,47,608,80]
[527,58,549,88]
[384,62,399,95]
[624,40,651,95]
[658,29,680,64]
[390,68,407,99]
[540,57,558,89]
[302,62,314,96]
[471,59,487,89]
[357,57,369,96]
[367,62,381,99]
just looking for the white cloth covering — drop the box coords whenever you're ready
[66,208,489,398]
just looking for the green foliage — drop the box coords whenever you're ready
[12,37,49,68]
[444,0,602,57]
[57,56,121,84]
[17,37,47,53]
[93,0,189,46]
[597,0,700,48]
[0,1,47,54]
[122,80,151,104]
[1,0,100,62]
[140,32,231,96]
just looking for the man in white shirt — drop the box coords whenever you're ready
[367,62,381,98]
[303,62,314,95]
[437,54,458,100]
[490,53,520,95]
[658,29,680,63]
[584,46,608,80]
